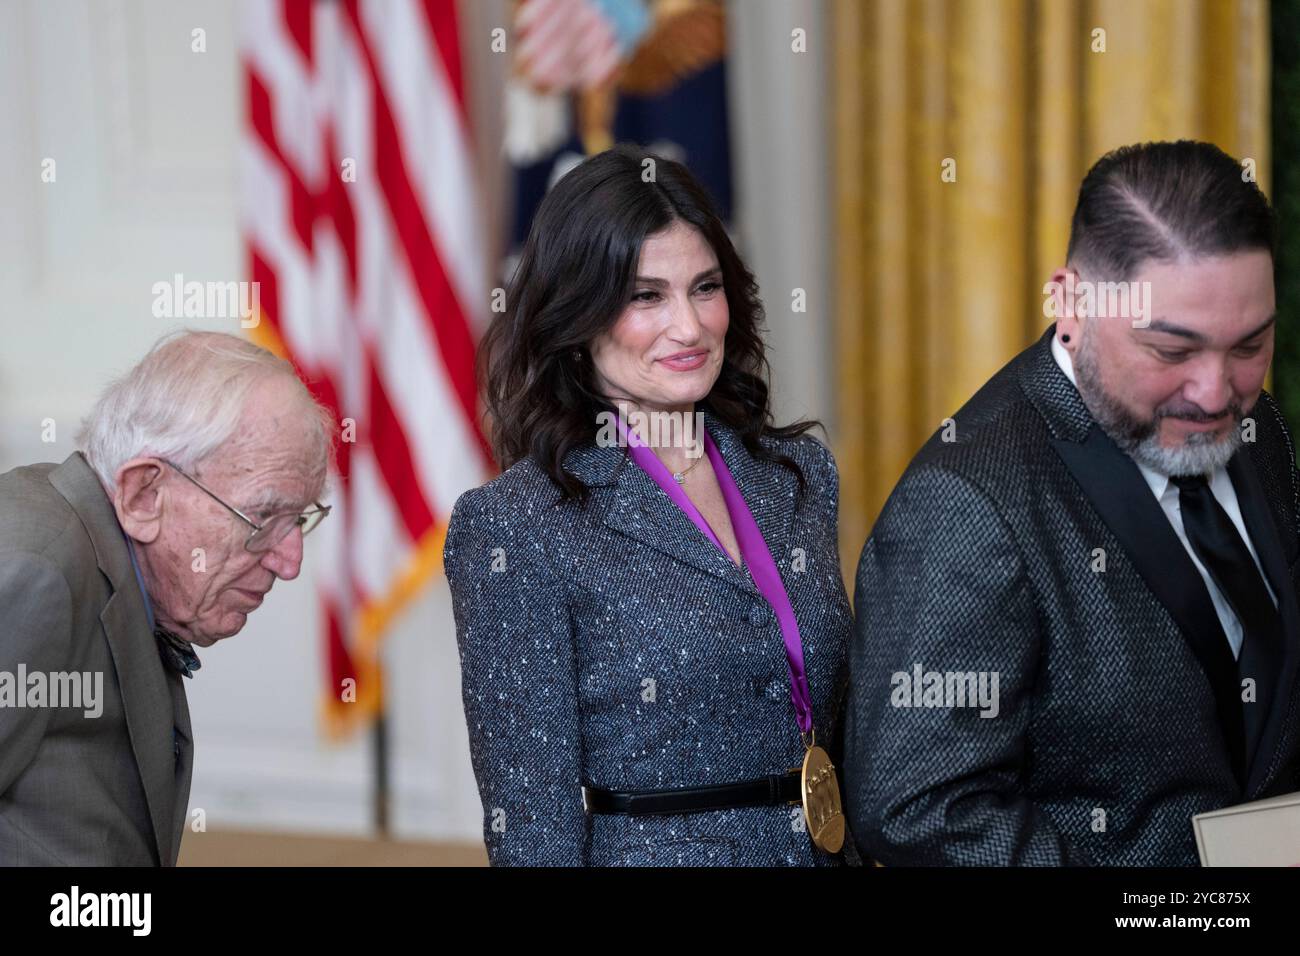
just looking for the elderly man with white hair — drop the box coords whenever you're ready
[0,331,334,865]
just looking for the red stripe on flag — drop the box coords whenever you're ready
[243,0,490,739]
[366,358,437,539]
[326,125,359,294]
[341,0,491,467]
[247,66,317,253]
[250,243,350,484]
[313,373,353,484]
[282,0,313,66]
[251,171,435,544]
[324,596,358,701]
[420,0,466,119]
[249,245,282,334]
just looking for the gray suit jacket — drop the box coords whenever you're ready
[846,327,1300,865]
[444,410,853,866]
[0,452,193,865]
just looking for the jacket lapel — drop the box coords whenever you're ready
[1051,428,1247,782]
[1228,447,1300,795]
[708,411,798,572]
[169,670,194,860]
[564,409,796,599]
[1020,330,1248,784]
[48,453,179,864]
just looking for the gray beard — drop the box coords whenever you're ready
[1072,331,1243,477]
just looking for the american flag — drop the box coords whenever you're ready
[238,0,491,735]
[514,0,628,93]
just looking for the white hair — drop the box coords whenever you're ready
[78,330,335,493]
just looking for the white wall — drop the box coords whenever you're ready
[0,0,831,843]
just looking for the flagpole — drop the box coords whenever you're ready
[373,673,390,836]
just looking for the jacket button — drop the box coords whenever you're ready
[748,605,767,627]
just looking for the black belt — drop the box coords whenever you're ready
[582,770,803,815]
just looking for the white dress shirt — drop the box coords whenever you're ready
[1050,333,1277,659]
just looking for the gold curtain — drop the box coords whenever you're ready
[831,0,1271,573]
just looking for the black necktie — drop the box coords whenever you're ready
[1171,473,1282,766]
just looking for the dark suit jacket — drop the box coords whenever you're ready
[0,452,193,865]
[444,410,854,866]
[845,327,1300,865]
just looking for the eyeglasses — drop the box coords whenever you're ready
[161,459,330,554]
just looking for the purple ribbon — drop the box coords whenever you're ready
[615,411,815,736]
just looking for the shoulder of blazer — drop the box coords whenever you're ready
[445,456,576,578]
[1251,388,1294,454]
[1247,389,1300,528]
[0,461,78,550]
[766,428,833,465]
[763,430,837,499]
[44,453,140,598]
[450,455,569,526]
[896,331,1061,484]
[881,345,1053,522]
[911,384,1044,483]
[0,460,96,598]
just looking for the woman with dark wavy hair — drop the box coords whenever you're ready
[444,144,854,867]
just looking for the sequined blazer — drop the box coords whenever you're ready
[444,410,854,866]
[845,326,1300,865]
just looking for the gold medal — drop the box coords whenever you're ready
[799,733,845,854]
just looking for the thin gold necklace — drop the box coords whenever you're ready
[671,442,705,484]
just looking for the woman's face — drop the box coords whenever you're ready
[589,220,729,414]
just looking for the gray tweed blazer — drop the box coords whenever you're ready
[0,453,193,865]
[846,326,1300,865]
[444,409,853,866]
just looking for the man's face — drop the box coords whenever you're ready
[1058,250,1275,476]
[137,377,325,646]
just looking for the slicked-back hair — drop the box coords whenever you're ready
[1066,140,1276,281]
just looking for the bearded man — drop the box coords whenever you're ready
[844,140,1300,865]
